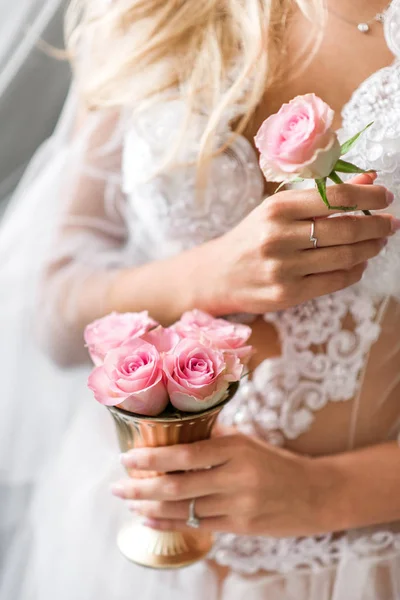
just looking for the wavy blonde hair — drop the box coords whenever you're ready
[66,0,326,167]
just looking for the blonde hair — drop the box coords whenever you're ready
[66,0,326,167]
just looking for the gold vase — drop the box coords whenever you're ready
[108,384,238,570]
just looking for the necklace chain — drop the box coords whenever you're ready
[329,2,393,33]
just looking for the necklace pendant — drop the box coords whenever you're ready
[357,22,370,33]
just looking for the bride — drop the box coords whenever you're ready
[1,0,400,598]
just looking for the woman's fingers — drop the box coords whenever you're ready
[142,516,237,534]
[300,238,387,275]
[120,438,231,472]
[128,494,227,520]
[271,183,392,220]
[302,262,368,299]
[295,214,396,250]
[111,467,228,502]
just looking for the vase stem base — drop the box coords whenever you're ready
[117,521,213,569]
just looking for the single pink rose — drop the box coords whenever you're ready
[255,93,341,182]
[84,311,158,366]
[174,309,253,364]
[87,338,168,416]
[164,337,243,413]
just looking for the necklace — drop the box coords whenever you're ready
[329,2,392,33]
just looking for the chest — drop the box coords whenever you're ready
[243,13,394,159]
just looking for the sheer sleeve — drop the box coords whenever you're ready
[37,108,134,366]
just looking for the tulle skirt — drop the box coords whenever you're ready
[2,391,400,600]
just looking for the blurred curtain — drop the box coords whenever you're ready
[0,0,70,577]
[0,0,70,213]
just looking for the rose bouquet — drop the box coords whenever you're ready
[85,309,252,569]
[86,309,252,417]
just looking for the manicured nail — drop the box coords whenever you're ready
[386,191,395,205]
[379,239,388,253]
[110,483,127,499]
[391,218,400,233]
[144,518,163,530]
[119,453,136,468]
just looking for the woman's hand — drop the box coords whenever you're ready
[206,173,397,315]
[112,433,337,537]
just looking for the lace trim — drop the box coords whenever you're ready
[220,288,381,444]
[341,60,400,302]
[210,529,400,574]
[122,101,264,260]
[385,0,400,57]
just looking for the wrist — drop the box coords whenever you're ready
[307,454,351,534]
[187,237,231,317]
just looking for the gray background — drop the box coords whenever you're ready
[0,1,70,215]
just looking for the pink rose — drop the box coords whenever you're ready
[164,338,243,413]
[84,311,158,366]
[255,93,341,182]
[174,310,253,364]
[87,338,168,416]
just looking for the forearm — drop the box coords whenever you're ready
[102,238,224,325]
[46,236,225,353]
[314,441,400,533]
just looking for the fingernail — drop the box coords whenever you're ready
[144,518,163,530]
[391,218,400,233]
[386,191,395,205]
[119,453,136,468]
[110,483,127,499]
[367,171,378,182]
[379,239,388,253]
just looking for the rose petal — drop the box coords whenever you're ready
[139,326,181,354]
[88,366,123,406]
[119,380,169,416]
[169,383,229,412]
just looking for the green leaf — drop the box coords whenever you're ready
[333,159,368,174]
[340,122,373,156]
[315,178,329,208]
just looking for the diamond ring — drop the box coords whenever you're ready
[310,219,318,249]
[186,499,200,529]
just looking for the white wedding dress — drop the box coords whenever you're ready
[1,3,400,599]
